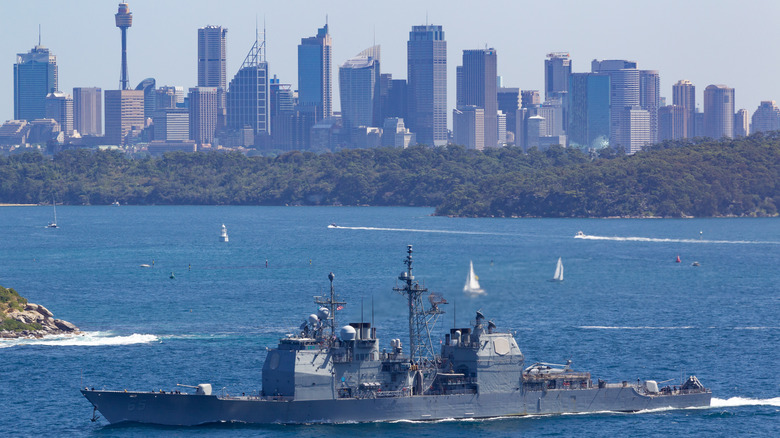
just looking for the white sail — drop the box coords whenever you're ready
[220,224,229,242]
[553,257,564,281]
[463,261,485,295]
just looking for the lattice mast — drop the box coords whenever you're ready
[393,245,446,365]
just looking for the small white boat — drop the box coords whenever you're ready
[549,257,564,282]
[463,261,485,295]
[46,201,58,228]
[220,224,229,242]
[574,231,585,238]
[327,223,338,229]
[112,200,120,207]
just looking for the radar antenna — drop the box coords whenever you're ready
[393,245,446,365]
[314,272,345,343]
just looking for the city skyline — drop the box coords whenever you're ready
[3,0,780,127]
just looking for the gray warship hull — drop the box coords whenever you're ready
[82,386,711,426]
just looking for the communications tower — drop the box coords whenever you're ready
[115,3,133,90]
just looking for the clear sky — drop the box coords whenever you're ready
[2,0,779,125]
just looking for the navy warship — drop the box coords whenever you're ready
[82,245,711,425]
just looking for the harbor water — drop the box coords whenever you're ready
[0,206,778,437]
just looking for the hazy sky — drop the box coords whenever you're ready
[2,0,779,125]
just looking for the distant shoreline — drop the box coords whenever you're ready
[0,204,37,207]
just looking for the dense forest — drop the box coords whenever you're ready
[1,134,778,218]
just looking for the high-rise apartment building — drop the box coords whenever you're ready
[226,35,269,144]
[658,105,687,142]
[45,91,73,135]
[567,72,610,149]
[298,24,332,122]
[457,48,498,148]
[104,89,144,145]
[672,80,695,137]
[591,59,640,149]
[73,87,102,135]
[14,44,58,122]
[734,109,749,137]
[407,25,447,146]
[453,106,485,150]
[188,87,218,145]
[339,46,381,131]
[639,70,660,143]
[545,52,571,101]
[703,84,734,139]
[751,101,780,134]
[621,106,651,153]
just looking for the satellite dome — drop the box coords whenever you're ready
[308,314,319,325]
[317,307,330,320]
[340,325,356,341]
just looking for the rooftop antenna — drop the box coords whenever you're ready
[38,24,41,46]
[426,11,428,26]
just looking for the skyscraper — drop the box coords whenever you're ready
[339,46,381,131]
[226,33,269,144]
[188,87,218,145]
[457,48,498,148]
[45,91,73,135]
[198,25,227,127]
[154,108,189,141]
[407,25,447,146]
[639,70,660,143]
[14,44,58,122]
[591,59,639,149]
[497,87,520,138]
[198,26,227,89]
[73,87,102,135]
[453,106,485,150]
[104,89,144,145]
[672,80,695,137]
[750,101,780,134]
[135,77,156,120]
[567,72,610,149]
[298,23,332,122]
[703,84,734,139]
[545,52,571,101]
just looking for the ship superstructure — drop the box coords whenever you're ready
[82,245,711,426]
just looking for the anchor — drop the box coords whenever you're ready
[91,406,101,422]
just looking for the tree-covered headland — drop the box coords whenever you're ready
[1,134,778,218]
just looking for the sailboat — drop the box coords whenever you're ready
[549,257,564,282]
[220,224,229,242]
[46,201,58,228]
[463,261,485,295]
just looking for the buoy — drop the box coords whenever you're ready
[675,255,681,263]
[170,272,175,279]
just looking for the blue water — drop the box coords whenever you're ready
[0,206,778,437]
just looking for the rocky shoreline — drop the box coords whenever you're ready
[1,302,80,339]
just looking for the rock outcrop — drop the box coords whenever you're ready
[0,302,81,339]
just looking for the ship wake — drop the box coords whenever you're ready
[0,331,158,348]
[711,397,780,407]
[329,225,514,236]
[575,234,779,245]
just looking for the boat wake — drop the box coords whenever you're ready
[329,225,514,236]
[574,234,779,245]
[0,331,158,348]
[711,397,780,408]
